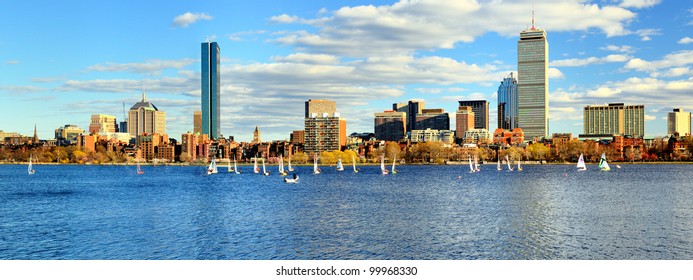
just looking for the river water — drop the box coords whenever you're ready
[0,163,691,259]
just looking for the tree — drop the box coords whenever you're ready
[292,151,308,164]
[385,142,401,161]
[526,143,549,162]
[179,152,192,162]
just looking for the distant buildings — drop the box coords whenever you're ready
[458,100,489,130]
[253,126,261,143]
[374,110,406,141]
[582,103,645,138]
[497,72,518,130]
[668,108,691,136]
[290,130,305,145]
[455,106,474,141]
[193,111,202,134]
[304,99,346,154]
[201,41,221,140]
[88,114,117,134]
[410,128,454,144]
[517,19,549,140]
[393,100,424,132]
[464,129,492,144]
[127,91,166,137]
[55,124,84,146]
[493,128,525,146]
[415,108,449,131]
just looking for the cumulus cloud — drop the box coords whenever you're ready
[678,37,693,44]
[273,0,637,57]
[550,54,630,67]
[633,28,660,41]
[619,0,661,9]
[601,45,634,54]
[269,14,299,24]
[172,12,212,28]
[624,50,693,73]
[548,67,565,79]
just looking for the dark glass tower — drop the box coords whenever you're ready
[497,73,518,130]
[201,41,221,140]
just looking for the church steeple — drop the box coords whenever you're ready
[253,126,261,143]
[32,124,39,144]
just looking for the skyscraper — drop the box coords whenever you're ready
[88,114,117,134]
[497,73,518,130]
[455,106,474,141]
[668,108,691,136]
[127,91,166,137]
[458,100,489,130]
[374,110,406,141]
[193,111,202,134]
[304,99,346,154]
[305,99,336,118]
[583,103,644,138]
[517,13,548,141]
[415,109,450,131]
[393,100,424,132]
[201,41,221,140]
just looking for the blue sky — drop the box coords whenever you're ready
[1,0,692,142]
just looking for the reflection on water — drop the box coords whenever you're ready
[0,164,691,259]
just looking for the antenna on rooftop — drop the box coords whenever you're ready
[531,0,536,30]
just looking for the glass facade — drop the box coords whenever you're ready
[497,73,518,130]
[201,42,221,140]
[517,29,548,141]
[457,100,489,130]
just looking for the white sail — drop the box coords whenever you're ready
[517,159,522,171]
[227,159,232,172]
[468,155,475,173]
[262,158,269,175]
[313,156,321,174]
[577,153,587,171]
[279,155,286,175]
[506,155,513,171]
[474,156,480,172]
[381,155,389,175]
[253,157,260,174]
[207,157,218,175]
[233,156,240,174]
[391,155,398,174]
[28,155,35,175]
[599,153,610,171]
[287,155,294,172]
[336,158,344,171]
[352,156,359,173]
[497,159,502,171]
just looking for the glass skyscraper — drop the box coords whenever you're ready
[517,24,548,141]
[201,41,220,140]
[497,72,518,130]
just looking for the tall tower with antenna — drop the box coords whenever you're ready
[517,2,548,141]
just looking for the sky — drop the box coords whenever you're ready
[1,0,692,142]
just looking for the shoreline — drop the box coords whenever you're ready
[3,161,692,166]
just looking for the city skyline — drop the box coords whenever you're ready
[1,1,692,142]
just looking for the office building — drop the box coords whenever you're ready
[668,108,691,136]
[55,124,84,146]
[290,130,305,145]
[88,114,117,134]
[415,108,449,131]
[393,100,424,132]
[583,103,645,138]
[455,106,475,141]
[410,129,454,144]
[458,100,489,130]
[517,16,549,140]
[497,73,519,130]
[374,110,407,141]
[201,41,221,140]
[464,129,492,144]
[193,111,202,134]
[304,99,346,154]
[127,91,166,137]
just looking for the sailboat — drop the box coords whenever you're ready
[136,160,144,175]
[313,156,321,174]
[599,153,610,171]
[517,158,523,171]
[352,156,359,173]
[233,156,241,174]
[468,155,475,173]
[577,153,587,171]
[28,155,36,175]
[474,156,480,172]
[253,156,260,174]
[227,158,233,173]
[391,155,398,174]
[207,157,218,175]
[284,173,299,183]
[380,155,389,175]
[262,158,270,175]
[506,155,514,171]
[287,155,294,172]
[278,155,288,176]
[497,158,502,171]
[336,158,344,171]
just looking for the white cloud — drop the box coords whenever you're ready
[601,45,634,54]
[4,60,20,65]
[273,0,637,56]
[619,0,661,9]
[272,53,341,65]
[269,14,299,24]
[0,85,46,93]
[644,115,656,121]
[548,67,565,79]
[633,28,660,41]
[87,59,197,74]
[227,30,267,42]
[678,37,693,44]
[172,12,212,28]
[550,54,630,67]
[624,50,693,72]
